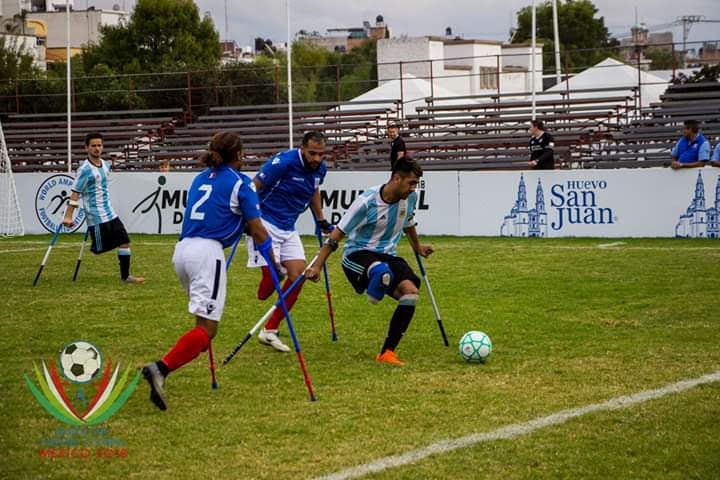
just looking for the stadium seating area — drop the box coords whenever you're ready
[581,81,720,168]
[3,81,720,172]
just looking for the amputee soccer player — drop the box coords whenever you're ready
[306,157,434,366]
[246,131,333,352]
[142,132,282,411]
[62,132,144,284]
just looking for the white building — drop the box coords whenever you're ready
[377,36,543,98]
[0,32,45,68]
[27,8,128,62]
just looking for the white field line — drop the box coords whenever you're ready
[0,245,76,254]
[597,241,626,249]
[316,370,720,480]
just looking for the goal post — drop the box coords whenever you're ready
[0,119,24,237]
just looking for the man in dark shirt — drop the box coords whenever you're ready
[388,122,406,168]
[527,119,555,170]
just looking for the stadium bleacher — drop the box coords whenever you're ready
[3,81,720,172]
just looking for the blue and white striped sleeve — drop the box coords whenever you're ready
[338,197,368,234]
[72,166,90,193]
[713,143,720,162]
[403,193,418,229]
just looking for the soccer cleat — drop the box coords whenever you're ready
[123,275,145,284]
[258,329,291,352]
[367,262,393,304]
[141,362,167,411]
[375,349,405,366]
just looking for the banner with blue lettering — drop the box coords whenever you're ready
[13,168,720,238]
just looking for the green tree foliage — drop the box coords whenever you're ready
[82,0,221,74]
[252,39,378,105]
[645,48,675,70]
[511,0,620,73]
[0,35,39,80]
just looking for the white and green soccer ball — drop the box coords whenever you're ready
[459,331,492,363]
[59,341,102,383]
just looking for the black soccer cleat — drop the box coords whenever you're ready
[142,362,167,411]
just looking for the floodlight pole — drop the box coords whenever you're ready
[531,0,537,120]
[66,0,72,173]
[552,0,562,84]
[286,0,294,149]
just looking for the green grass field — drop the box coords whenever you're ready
[1,235,719,479]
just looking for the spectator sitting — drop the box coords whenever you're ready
[671,120,709,170]
[711,142,720,168]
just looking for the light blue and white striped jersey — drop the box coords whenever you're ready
[71,159,118,227]
[338,185,418,257]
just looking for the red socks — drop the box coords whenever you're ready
[264,278,304,330]
[257,266,275,300]
[162,326,210,372]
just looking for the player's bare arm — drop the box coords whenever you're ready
[62,191,81,227]
[306,227,345,282]
[404,225,433,257]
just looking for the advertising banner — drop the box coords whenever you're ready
[15,168,720,238]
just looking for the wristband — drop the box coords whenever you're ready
[68,200,80,208]
[325,237,339,251]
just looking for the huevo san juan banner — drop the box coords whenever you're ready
[14,168,720,238]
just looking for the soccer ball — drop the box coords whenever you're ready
[459,331,492,363]
[59,341,102,383]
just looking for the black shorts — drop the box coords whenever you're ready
[342,250,421,295]
[89,217,130,254]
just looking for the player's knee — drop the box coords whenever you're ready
[367,262,393,304]
[398,293,419,306]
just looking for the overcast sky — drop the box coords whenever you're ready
[91,1,719,49]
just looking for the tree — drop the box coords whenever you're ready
[0,35,39,80]
[646,48,675,70]
[82,0,221,74]
[511,0,619,74]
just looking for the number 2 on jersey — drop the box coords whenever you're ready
[190,184,212,220]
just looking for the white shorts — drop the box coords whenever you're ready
[246,218,305,268]
[172,237,227,322]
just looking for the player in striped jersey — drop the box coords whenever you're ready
[62,132,144,284]
[306,157,434,365]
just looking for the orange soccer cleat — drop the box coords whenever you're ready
[375,349,405,366]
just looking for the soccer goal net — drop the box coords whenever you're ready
[0,119,24,236]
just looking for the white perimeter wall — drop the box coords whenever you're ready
[14,168,720,238]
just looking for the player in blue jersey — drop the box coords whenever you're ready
[142,132,281,411]
[62,132,144,284]
[306,157,434,366]
[246,131,333,352]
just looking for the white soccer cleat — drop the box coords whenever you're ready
[258,329,291,352]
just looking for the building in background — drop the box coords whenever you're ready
[0,0,128,64]
[300,14,388,53]
[376,36,543,97]
[620,23,674,69]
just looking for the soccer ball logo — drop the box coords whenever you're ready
[459,331,492,363]
[59,341,102,383]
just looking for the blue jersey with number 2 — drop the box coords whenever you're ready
[180,165,261,248]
